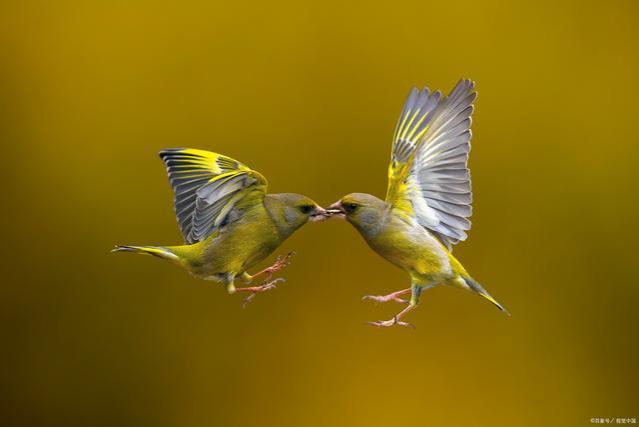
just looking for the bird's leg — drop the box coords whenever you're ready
[244,252,295,283]
[230,252,295,307]
[362,288,411,304]
[368,283,432,328]
[227,278,286,308]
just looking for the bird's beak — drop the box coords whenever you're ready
[309,206,330,222]
[325,201,345,219]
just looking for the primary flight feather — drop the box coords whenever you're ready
[114,148,328,305]
[327,79,508,327]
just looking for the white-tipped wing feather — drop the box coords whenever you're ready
[386,79,476,250]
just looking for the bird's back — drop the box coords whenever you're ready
[363,211,454,282]
[181,196,282,279]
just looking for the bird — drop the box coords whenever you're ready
[113,148,328,305]
[327,79,508,327]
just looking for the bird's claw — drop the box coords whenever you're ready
[263,252,295,277]
[241,278,285,308]
[367,316,415,328]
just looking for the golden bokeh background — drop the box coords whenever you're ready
[2,1,638,425]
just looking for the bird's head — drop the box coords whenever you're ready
[266,193,329,232]
[326,193,387,229]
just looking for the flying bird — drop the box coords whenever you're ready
[327,79,508,327]
[114,148,328,305]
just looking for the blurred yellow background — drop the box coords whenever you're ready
[1,0,638,426]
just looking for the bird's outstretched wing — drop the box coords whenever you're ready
[159,148,267,244]
[385,79,476,250]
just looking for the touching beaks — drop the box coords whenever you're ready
[309,206,330,222]
[325,201,346,219]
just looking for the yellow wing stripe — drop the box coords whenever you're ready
[399,108,421,140]
[159,148,266,243]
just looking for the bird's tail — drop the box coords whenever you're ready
[462,277,510,316]
[112,245,179,262]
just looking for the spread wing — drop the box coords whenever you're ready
[385,79,477,250]
[159,148,267,244]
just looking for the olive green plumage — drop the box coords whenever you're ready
[114,148,326,297]
[329,80,508,326]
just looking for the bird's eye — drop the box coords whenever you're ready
[344,203,358,213]
[299,205,313,214]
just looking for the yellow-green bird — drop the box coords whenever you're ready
[328,79,508,327]
[114,148,328,305]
